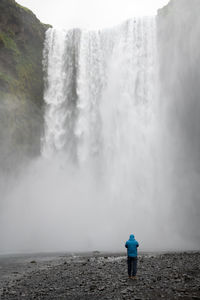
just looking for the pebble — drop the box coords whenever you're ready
[1,252,200,299]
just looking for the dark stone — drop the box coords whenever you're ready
[30,260,37,264]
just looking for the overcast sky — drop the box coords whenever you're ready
[16,0,170,29]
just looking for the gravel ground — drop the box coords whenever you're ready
[1,252,200,299]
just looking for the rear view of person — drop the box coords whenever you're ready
[125,234,139,278]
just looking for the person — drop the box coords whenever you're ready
[125,234,139,279]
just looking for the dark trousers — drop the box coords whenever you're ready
[127,256,137,277]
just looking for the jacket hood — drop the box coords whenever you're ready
[129,234,135,240]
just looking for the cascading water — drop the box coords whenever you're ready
[40,17,160,250]
[1,7,200,254]
[43,18,157,163]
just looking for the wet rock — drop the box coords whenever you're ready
[98,286,105,291]
[1,252,200,300]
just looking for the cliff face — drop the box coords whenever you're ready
[0,0,50,171]
[157,0,200,243]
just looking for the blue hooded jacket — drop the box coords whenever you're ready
[125,234,139,257]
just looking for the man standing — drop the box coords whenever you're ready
[125,234,139,278]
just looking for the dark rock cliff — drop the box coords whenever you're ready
[0,0,50,172]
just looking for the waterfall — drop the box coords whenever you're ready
[40,17,158,250]
[1,12,200,253]
[42,17,157,161]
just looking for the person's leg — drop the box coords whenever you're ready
[132,257,138,276]
[130,257,134,276]
[127,257,131,277]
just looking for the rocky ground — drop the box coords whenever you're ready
[0,252,200,299]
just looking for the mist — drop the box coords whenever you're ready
[0,0,200,254]
[157,0,200,245]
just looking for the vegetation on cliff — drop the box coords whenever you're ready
[0,0,51,171]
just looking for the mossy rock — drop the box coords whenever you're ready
[0,0,51,171]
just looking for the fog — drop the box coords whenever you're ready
[157,0,200,245]
[1,0,200,254]
[1,154,195,253]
